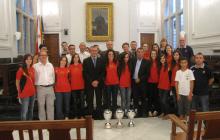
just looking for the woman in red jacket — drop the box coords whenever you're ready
[171,50,181,114]
[104,49,119,113]
[158,54,170,118]
[16,54,36,120]
[147,50,160,117]
[69,54,85,119]
[54,56,71,120]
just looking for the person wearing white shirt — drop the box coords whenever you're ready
[33,51,55,120]
[66,44,76,65]
[175,57,195,120]
[78,42,90,62]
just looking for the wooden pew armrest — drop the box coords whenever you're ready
[168,114,188,133]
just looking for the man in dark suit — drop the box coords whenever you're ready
[83,45,104,119]
[131,48,150,117]
[130,41,137,59]
[100,40,119,58]
[176,36,194,66]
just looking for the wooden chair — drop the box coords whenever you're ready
[0,116,93,140]
[168,110,220,140]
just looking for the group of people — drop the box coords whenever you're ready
[15,35,214,121]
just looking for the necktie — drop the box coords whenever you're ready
[93,58,96,67]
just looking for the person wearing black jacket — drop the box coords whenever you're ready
[83,45,104,119]
[131,48,150,117]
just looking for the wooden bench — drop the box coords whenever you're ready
[168,110,220,140]
[0,116,93,140]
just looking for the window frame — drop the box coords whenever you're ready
[163,0,183,48]
[16,0,36,55]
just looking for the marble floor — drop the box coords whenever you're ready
[12,117,172,140]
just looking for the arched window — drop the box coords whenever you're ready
[163,0,183,48]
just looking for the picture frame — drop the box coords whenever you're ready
[86,2,113,42]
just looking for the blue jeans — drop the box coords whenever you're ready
[20,95,35,120]
[120,87,131,111]
[192,95,209,112]
[158,89,169,115]
[55,92,71,119]
[105,85,118,112]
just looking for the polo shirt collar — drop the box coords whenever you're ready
[195,63,205,69]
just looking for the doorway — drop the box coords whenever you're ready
[44,34,60,67]
[140,33,155,49]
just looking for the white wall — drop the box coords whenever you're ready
[185,0,220,55]
[0,0,17,59]
[129,0,161,47]
[42,0,161,52]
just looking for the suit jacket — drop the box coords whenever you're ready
[131,58,150,84]
[83,57,104,88]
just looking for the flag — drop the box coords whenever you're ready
[35,16,44,54]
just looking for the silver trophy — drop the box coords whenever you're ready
[127,109,136,127]
[115,108,124,128]
[103,109,112,129]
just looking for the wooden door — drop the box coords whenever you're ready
[140,33,155,49]
[44,34,59,67]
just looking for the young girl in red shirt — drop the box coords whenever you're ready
[16,54,36,120]
[158,54,170,118]
[54,56,71,120]
[147,50,160,117]
[118,52,132,113]
[171,50,181,114]
[69,54,85,119]
[104,49,119,113]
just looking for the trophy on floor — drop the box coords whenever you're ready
[103,109,112,129]
[127,109,136,127]
[115,108,124,128]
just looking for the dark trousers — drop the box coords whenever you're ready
[147,83,160,112]
[192,95,209,112]
[158,89,169,115]
[105,85,118,112]
[72,90,84,118]
[171,87,178,114]
[55,92,71,120]
[86,86,102,116]
[132,80,147,115]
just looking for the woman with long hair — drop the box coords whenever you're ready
[118,52,132,113]
[158,54,170,118]
[104,49,119,113]
[170,50,181,114]
[147,50,160,117]
[69,54,85,119]
[16,54,36,120]
[54,56,71,120]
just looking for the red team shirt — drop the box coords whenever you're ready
[171,64,179,87]
[69,64,84,90]
[167,54,173,70]
[105,62,119,85]
[158,65,170,90]
[16,67,36,98]
[148,60,159,83]
[143,50,151,60]
[119,64,131,88]
[54,67,71,92]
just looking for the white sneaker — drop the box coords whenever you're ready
[153,111,158,117]
[148,111,153,117]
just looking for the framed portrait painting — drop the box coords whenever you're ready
[86,2,113,42]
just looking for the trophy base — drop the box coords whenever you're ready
[104,123,112,129]
[128,122,135,127]
[116,122,124,129]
